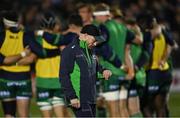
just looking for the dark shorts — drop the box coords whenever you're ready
[146,69,172,95]
[128,79,139,97]
[102,75,130,92]
[0,78,32,100]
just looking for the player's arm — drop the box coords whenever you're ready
[124,30,136,80]
[160,30,174,65]
[95,43,122,68]
[24,31,60,58]
[136,32,153,69]
[125,44,134,80]
[96,58,112,80]
[96,25,122,67]
[0,53,21,65]
[36,30,73,46]
[0,47,31,65]
[130,25,143,45]
[16,53,37,66]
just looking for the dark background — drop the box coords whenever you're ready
[0,0,179,68]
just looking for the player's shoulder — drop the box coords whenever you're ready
[62,37,79,54]
[64,32,78,38]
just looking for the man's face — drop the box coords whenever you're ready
[94,15,108,23]
[78,7,92,23]
[86,35,96,48]
[79,33,96,48]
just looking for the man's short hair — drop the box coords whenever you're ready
[3,11,19,27]
[93,3,110,16]
[136,11,155,30]
[110,7,124,19]
[68,14,83,27]
[76,3,93,13]
[94,3,110,12]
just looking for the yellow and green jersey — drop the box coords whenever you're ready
[35,36,60,89]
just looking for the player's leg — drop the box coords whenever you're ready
[96,95,106,117]
[16,80,32,117]
[2,100,16,118]
[119,81,129,117]
[142,92,155,117]
[138,86,145,114]
[165,93,170,117]
[119,93,129,116]
[128,80,142,117]
[128,96,142,116]
[16,97,30,117]
[96,80,106,117]
[154,93,167,117]
[36,87,52,117]
[52,103,65,117]
[102,76,120,117]
[142,70,158,117]
[154,70,172,117]
[103,91,120,117]
[51,89,71,117]
[0,79,17,117]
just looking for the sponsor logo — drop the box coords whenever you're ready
[71,45,75,49]
[7,81,27,87]
[38,92,49,98]
[0,91,10,97]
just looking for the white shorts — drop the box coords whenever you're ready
[102,89,128,101]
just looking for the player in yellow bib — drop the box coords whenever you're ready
[137,12,174,117]
[0,11,60,117]
[35,12,71,117]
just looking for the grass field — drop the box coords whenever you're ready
[0,92,180,117]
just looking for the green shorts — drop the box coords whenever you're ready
[146,69,172,95]
[0,78,32,100]
[102,75,130,92]
[102,75,120,92]
[36,87,65,110]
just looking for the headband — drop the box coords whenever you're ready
[93,10,110,16]
[3,18,18,27]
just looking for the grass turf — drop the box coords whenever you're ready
[0,92,180,117]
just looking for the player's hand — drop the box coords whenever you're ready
[125,69,134,80]
[35,30,44,36]
[159,60,165,70]
[131,24,141,34]
[70,98,80,108]
[103,70,112,80]
[120,64,128,72]
[21,46,31,57]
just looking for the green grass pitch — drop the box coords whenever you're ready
[0,92,180,117]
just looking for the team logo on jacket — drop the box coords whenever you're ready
[76,54,84,58]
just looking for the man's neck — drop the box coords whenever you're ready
[83,18,93,26]
[68,26,82,35]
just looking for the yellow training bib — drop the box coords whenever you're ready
[150,34,169,70]
[0,30,30,72]
[35,38,60,78]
